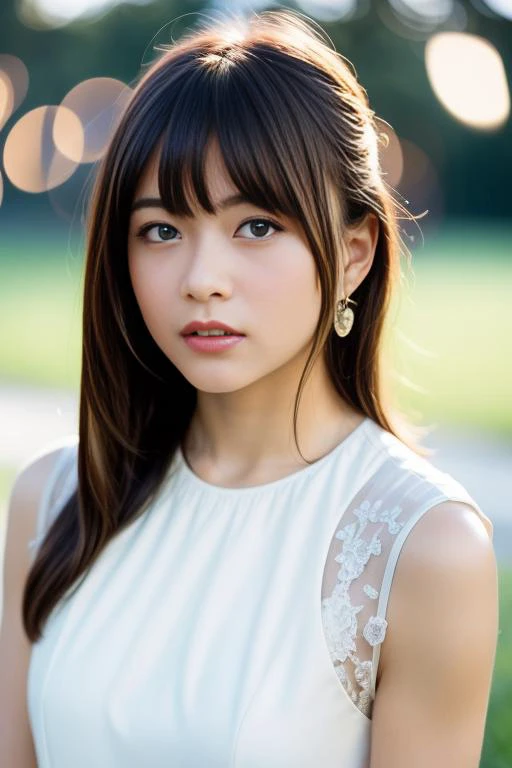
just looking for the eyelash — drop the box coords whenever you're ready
[135,217,284,243]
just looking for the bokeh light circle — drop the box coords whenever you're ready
[426,32,510,130]
[390,0,454,23]
[60,77,132,162]
[0,54,29,120]
[18,0,113,29]
[399,138,443,227]
[296,0,358,22]
[376,120,404,188]
[3,105,83,193]
[482,0,512,21]
[0,73,13,130]
[53,105,86,162]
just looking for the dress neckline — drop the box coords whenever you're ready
[174,416,372,497]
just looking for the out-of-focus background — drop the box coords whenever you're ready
[0,0,511,762]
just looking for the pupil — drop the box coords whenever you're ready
[158,225,175,240]
[250,220,269,237]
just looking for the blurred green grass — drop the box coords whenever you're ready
[0,223,511,434]
[389,223,512,436]
[0,236,83,389]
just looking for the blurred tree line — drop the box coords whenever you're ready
[0,0,511,227]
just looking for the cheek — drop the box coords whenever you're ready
[252,247,321,327]
[128,255,175,334]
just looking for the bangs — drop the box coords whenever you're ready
[127,45,340,238]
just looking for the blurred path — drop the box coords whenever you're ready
[1,384,511,562]
[422,427,512,564]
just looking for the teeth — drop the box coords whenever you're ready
[195,329,231,336]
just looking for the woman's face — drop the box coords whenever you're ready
[128,142,323,395]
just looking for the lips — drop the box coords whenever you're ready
[183,334,245,353]
[181,320,244,336]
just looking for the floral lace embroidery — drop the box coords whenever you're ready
[321,498,404,717]
[363,584,379,599]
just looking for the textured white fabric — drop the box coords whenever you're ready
[27,418,492,767]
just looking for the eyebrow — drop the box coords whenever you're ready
[130,192,254,214]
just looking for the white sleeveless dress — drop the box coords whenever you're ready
[26,417,493,767]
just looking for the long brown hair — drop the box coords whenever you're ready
[24,9,414,641]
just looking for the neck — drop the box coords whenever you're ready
[182,351,364,487]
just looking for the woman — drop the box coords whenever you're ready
[0,10,498,767]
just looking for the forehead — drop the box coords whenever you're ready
[134,140,238,206]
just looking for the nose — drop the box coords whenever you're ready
[180,232,233,303]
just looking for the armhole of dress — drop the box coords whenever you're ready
[28,439,79,560]
[369,479,493,699]
[320,456,493,720]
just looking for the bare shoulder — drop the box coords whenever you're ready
[6,445,70,557]
[0,445,72,768]
[3,444,73,615]
[370,500,499,768]
[9,447,65,520]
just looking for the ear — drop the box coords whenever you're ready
[340,213,379,296]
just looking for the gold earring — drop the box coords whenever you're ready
[334,295,356,337]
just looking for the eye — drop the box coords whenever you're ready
[236,218,283,240]
[137,223,180,243]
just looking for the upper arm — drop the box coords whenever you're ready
[0,448,63,768]
[370,501,499,768]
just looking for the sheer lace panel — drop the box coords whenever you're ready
[320,456,483,719]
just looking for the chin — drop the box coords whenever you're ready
[186,377,255,395]
[172,363,258,395]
